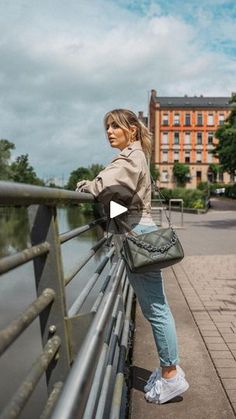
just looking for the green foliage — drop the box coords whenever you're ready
[66,164,105,190]
[89,164,105,179]
[225,184,236,198]
[197,181,208,191]
[213,103,236,175]
[10,154,44,185]
[150,163,160,181]
[209,163,223,174]
[173,163,190,186]
[0,139,15,180]
[161,187,206,209]
[0,139,44,186]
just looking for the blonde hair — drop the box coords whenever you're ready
[104,108,152,158]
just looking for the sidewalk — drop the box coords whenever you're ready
[129,206,236,419]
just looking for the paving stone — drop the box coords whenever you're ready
[198,325,218,331]
[213,359,236,368]
[205,343,229,351]
[228,343,236,350]
[210,351,234,359]
[201,330,221,337]
[222,379,236,389]
[221,334,236,343]
[217,368,236,378]
[204,336,225,344]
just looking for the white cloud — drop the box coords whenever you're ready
[0,0,235,181]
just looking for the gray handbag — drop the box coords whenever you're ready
[121,186,184,273]
[122,225,184,273]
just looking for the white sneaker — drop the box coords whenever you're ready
[145,373,189,404]
[144,365,185,393]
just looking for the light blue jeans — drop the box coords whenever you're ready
[125,224,179,367]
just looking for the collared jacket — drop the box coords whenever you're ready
[78,141,153,224]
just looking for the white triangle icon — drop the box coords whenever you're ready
[110,201,127,219]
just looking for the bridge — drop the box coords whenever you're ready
[1,181,236,419]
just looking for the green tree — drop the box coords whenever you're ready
[208,163,223,182]
[173,162,190,187]
[66,164,105,190]
[10,154,44,185]
[0,139,15,180]
[213,95,236,176]
[150,163,160,182]
[88,164,104,179]
[66,167,92,190]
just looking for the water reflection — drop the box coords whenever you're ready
[0,207,30,257]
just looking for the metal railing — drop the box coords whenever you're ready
[0,181,134,419]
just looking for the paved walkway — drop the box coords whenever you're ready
[130,201,236,419]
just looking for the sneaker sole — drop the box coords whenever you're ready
[158,381,189,404]
[144,367,185,393]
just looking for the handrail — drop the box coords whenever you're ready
[0,242,50,275]
[0,181,94,205]
[50,260,126,419]
[0,181,134,419]
[1,336,61,419]
[0,288,55,356]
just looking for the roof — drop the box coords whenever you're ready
[153,96,231,109]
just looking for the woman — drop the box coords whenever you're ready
[76,109,189,404]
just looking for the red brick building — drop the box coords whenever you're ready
[149,89,234,188]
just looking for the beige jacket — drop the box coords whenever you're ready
[78,141,153,225]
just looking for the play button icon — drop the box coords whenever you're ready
[110,201,128,219]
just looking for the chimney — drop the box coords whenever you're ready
[151,89,157,98]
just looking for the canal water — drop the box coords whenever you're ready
[0,206,108,417]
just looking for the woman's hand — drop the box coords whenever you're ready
[75,180,88,192]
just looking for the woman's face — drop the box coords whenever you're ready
[106,116,134,151]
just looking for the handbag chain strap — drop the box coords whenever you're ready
[126,228,178,254]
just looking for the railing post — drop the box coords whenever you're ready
[28,205,70,392]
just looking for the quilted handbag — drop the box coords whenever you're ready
[122,226,184,273]
[121,183,184,273]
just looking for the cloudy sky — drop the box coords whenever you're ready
[0,0,235,184]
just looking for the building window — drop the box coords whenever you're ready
[174,151,179,162]
[162,151,168,162]
[207,152,213,163]
[196,132,202,145]
[207,113,214,125]
[162,113,169,126]
[185,151,190,163]
[208,132,214,145]
[197,113,203,125]
[219,172,224,182]
[174,113,180,125]
[162,132,169,144]
[218,113,225,126]
[174,132,179,144]
[196,152,202,162]
[161,170,169,182]
[184,132,191,145]
[185,113,191,126]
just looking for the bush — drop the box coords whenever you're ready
[197,182,208,191]
[159,187,206,209]
[225,184,236,198]
[208,183,226,194]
